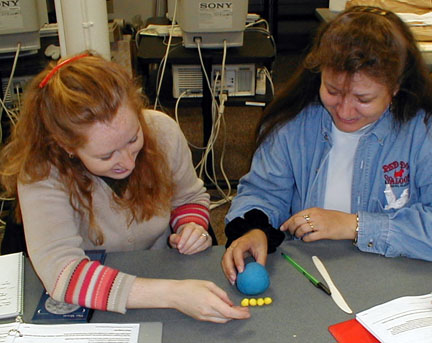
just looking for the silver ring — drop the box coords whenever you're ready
[201,233,209,240]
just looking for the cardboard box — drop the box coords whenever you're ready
[110,35,136,76]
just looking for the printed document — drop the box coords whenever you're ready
[0,323,139,343]
[356,293,432,343]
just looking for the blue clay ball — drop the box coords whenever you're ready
[236,262,270,295]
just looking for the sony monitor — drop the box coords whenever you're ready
[168,0,249,49]
[0,0,41,56]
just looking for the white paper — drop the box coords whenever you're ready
[397,12,432,26]
[0,252,24,320]
[1,323,139,343]
[356,293,432,343]
[418,42,432,52]
[0,322,20,343]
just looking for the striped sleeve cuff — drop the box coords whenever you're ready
[54,258,135,313]
[170,203,210,233]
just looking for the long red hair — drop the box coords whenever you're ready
[0,52,173,244]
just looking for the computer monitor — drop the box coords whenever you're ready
[0,0,41,56]
[168,0,249,49]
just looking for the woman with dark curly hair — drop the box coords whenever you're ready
[222,6,432,285]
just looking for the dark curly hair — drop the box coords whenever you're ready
[257,6,432,147]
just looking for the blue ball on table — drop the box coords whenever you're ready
[236,262,270,295]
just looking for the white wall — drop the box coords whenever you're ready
[108,0,158,26]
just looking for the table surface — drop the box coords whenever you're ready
[23,240,432,343]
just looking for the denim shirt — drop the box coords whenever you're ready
[226,103,432,261]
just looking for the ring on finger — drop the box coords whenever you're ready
[201,232,209,240]
[303,214,315,231]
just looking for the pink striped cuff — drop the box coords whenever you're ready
[170,203,209,233]
[64,259,120,311]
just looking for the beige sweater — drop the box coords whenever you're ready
[18,110,210,313]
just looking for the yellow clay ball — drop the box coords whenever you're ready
[241,298,249,307]
[264,297,273,305]
[257,298,265,306]
[249,298,257,306]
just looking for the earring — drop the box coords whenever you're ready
[68,153,74,159]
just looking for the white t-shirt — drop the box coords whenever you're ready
[323,122,367,212]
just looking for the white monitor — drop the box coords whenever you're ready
[0,0,41,56]
[168,0,249,49]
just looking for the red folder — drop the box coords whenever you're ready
[328,318,379,343]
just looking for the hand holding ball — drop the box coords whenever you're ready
[236,262,270,295]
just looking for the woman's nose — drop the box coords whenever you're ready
[336,97,355,119]
[118,149,135,169]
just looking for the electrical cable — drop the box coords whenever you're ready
[244,23,276,98]
[195,38,219,113]
[15,83,22,111]
[155,11,266,206]
[214,40,232,200]
[171,17,273,206]
[194,40,233,204]
[174,90,207,150]
[263,66,275,96]
[0,42,21,143]
[195,40,218,179]
[245,18,270,32]
[196,76,219,181]
[245,27,277,57]
[148,11,230,203]
[0,97,17,128]
[153,0,178,110]
[134,28,145,50]
[2,43,21,106]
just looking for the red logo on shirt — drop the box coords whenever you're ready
[382,161,409,186]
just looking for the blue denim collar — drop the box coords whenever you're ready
[320,106,393,145]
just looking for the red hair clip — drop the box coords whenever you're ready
[39,53,89,88]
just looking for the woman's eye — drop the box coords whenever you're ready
[129,136,138,144]
[100,154,112,161]
[358,98,372,104]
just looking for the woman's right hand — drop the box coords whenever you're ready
[127,278,250,323]
[171,279,250,323]
[221,229,268,285]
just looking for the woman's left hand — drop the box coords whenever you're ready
[280,208,357,241]
[169,223,212,254]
